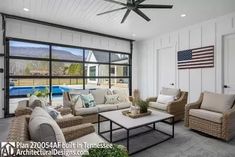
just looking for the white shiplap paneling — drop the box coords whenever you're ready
[5,19,130,53]
[136,12,235,102]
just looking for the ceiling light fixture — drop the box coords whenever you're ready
[181,14,186,17]
[23,8,29,12]
[132,34,136,37]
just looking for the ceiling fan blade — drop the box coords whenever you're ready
[121,9,131,23]
[138,4,173,9]
[97,7,127,16]
[133,8,150,22]
[104,0,127,6]
[135,0,146,5]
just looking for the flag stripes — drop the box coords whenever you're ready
[178,46,214,69]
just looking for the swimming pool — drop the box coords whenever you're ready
[9,86,72,97]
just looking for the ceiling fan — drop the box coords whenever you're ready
[97,0,173,23]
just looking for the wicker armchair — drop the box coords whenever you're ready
[147,91,188,122]
[185,93,235,141]
[8,115,94,143]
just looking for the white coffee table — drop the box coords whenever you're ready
[98,109,174,155]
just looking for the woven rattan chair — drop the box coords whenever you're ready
[147,91,188,122]
[185,93,235,141]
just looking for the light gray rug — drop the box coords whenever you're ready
[1,118,235,157]
[94,121,235,157]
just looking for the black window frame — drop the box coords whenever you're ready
[5,38,132,116]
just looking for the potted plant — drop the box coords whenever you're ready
[82,144,128,157]
[29,87,50,103]
[135,99,149,113]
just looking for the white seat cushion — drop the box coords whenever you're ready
[201,91,235,113]
[75,107,98,116]
[149,102,168,111]
[116,102,131,109]
[189,109,223,123]
[97,104,117,112]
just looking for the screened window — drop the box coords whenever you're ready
[7,39,131,115]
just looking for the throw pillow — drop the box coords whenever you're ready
[81,94,96,108]
[105,94,119,104]
[157,94,175,104]
[28,95,44,109]
[72,95,84,110]
[45,106,61,120]
[113,89,130,103]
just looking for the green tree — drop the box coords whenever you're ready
[67,63,83,76]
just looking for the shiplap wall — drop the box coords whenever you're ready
[0,18,133,118]
[136,12,235,102]
[6,19,131,53]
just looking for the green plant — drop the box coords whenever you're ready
[135,99,149,113]
[82,144,128,157]
[30,87,50,97]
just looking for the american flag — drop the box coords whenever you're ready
[177,46,214,69]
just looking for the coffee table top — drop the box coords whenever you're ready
[99,109,173,129]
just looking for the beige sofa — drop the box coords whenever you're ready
[63,89,132,123]
[147,88,188,122]
[185,92,235,141]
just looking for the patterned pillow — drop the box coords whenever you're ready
[81,94,96,108]
[44,106,60,120]
[72,95,84,110]
[105,94,119,104]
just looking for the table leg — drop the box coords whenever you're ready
[172,117,174,138]
[110,120,112,142]
[98,114,100,134]
[153,123,156,130]
[127,129,129,152]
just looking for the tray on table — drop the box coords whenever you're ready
[122,110,152,118]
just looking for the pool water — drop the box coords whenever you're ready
[9,86,71,97]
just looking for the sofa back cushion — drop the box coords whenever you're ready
[160,87,181,99]
[29,107,66,143]
[201,92,235,113]
[90,89,112,104]
[113,89,130,103]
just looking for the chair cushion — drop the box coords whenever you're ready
[189,109,223,123]
[116,102,132,109]
[157,94,175,104]
[201,91,235,113]
[97,104,117,112]
[113,89,130,103]
[160,87,181,99]
[75,107,98,116]
[105,94,119,104]
[149,102,168,111]
[90,89,112,104]
[29,107,66,143]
